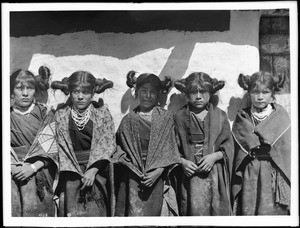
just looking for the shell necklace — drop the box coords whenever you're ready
[71,104,91,130]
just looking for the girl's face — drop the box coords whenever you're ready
[137,82,159,112]
[187,89,211,111]
[12,81,35,109]
[70,86,94,111]
[250,85,273,109]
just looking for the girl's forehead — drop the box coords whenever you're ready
[252,83,271,91]
[73,85,91,91]
[189,84,206,91]
[14,80,34,87]
[140,83,158,90]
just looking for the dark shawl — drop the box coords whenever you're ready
[174,103,234,216]
[113,106,181,216]
[231,103,291,212]
[113,106,181,176]
[10,103,58,217]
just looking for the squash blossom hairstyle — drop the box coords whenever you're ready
[51,71,113,95]
[174,72,225,95]
[126,70,173,96]
[238,71,285,99]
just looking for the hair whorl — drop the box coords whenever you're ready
[38,66,51,80]
[238,73,250,91]
[174,78,187,94]
[51,77,69,95]
[35,66,51,91]
[211,78,225,93]
[160,76,173,94]
[94,78,114,93]
[126,70,137,88]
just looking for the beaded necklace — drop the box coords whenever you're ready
[251,103,274,123]
[71,104,91,131]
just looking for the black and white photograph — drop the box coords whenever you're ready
[2,2,298,227]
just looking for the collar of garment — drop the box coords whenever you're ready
[139,109,153,121]
[13,103,35,115]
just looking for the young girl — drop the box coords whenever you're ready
[51,71,116,217]
[231,71,291,215]
[10,66,58,217]
[174,72,234,216]
[113,71,181,216]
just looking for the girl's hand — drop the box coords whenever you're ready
[181,158,198,177]
[12,161,44,181]
[12,163,35,181]
[11,165,23,176]
[141,168,164,187]
[81,167,99,190]
[197,151,223,173]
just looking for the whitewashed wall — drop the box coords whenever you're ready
[10,11,290,129]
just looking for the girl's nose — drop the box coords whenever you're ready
[78,93,84,99]
[22,88,29,96]
[257,93,263,99]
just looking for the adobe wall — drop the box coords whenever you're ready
[10,10,291,129]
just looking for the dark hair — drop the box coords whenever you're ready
[10,66,50,95]
[51,71,113,95]
[238,71,285,97]
[35,66,51,91]
[174,72,225,95]
[126,70,172,94]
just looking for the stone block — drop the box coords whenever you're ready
[271,16,289,33]
[260,34,289,54]
[260,55,273,73]
[259,17,271,34]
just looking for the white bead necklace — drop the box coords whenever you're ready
[71,104,91,131]
[251,103,273,122]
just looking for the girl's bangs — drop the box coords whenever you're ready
[70,82,94,93]
[250,80,272,92]
[188,83,210,94]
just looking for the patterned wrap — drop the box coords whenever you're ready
[55,103,116,175]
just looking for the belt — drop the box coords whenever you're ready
[250,144,271,160]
